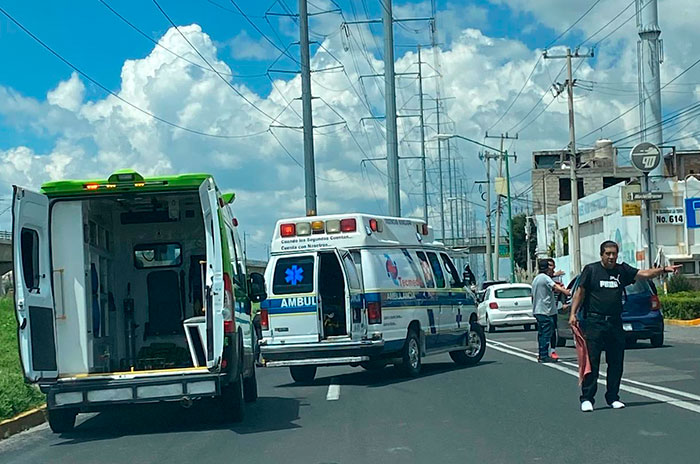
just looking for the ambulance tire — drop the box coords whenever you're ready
[48,408,77,434]
[450,323,486,366]
[222,371,245,422]
[290,365,317,384]
[243,366,258,403]
[399,331,422,378]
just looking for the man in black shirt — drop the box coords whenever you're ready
[569,240,679,412]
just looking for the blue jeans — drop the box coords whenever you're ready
[534,314,554,359]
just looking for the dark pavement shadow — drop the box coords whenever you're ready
[53,396,302,444]
[625,342,673,350]
[621,400,664,408]
[276,360,497,389]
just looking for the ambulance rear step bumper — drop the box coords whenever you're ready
[265,356,369,367]
[260,339,384,366]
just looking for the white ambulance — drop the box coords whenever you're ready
[259,214,486,383]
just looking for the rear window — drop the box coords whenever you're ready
[625,280,650,296]
[495,287,531,299]
[273,256,314,295]
[134,243,182,269]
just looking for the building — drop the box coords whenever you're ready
[668,149,700,179]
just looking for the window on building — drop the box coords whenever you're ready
[676,261,696,275]
[603,177,630,189]
[559,178,585,201]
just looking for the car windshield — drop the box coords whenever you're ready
[495,287,531,298]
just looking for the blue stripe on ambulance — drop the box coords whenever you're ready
[262,296,318,315]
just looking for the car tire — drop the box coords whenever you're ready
[650,333,664,348]
[450,323,486,366]
[290,365,317,383]
[524,324,532,331]
[398,330,422,377]
[47,408,77,434]
[243,366,258,403]
[222,371,245,422]
[486,316,496,333]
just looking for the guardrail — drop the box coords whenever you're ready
[0,231,11,241]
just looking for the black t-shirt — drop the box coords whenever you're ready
[579,262,639,317]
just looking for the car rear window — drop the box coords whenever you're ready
[273,256,314,295]
[495,287,531,299]
[625,280,650,296]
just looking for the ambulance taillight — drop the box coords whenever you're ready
[367,301,382,325]
[260,309,269,330]
[340,218,357,232]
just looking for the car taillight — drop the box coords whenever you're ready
[224,320,235,334]
[260,309,269,330]
[367,301,382,324]
[489,302,498,309]
[651,295,661,311]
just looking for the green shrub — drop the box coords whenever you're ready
[659,292,700,320]
[0,297,46,421]
[667,274,693,294]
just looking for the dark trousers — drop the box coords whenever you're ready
[550,314,558,349]
[580,317,626,405]
[253,314,262,362]
[534,314,554,359]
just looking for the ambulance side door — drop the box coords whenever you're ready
[12,186,58,382]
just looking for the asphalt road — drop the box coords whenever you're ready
[1,325,698,464]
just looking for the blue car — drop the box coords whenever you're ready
[556,278,665,348]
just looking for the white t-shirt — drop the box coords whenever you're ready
[531,273,556,316]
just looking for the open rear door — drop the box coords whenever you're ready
[12,186,58,382]
[338,250,366,341]
[199,180,224,370]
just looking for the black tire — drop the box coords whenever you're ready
[524,324,532,331]
[243,366,258,403]
[360,359,387,371]
[221,371,245,422]
[450,323,486,366]
[47,408,77,434]
[650,332,664,348]
[398,330,422,377]
[289,365,317,383]
[486,316,496,333]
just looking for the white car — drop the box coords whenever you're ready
[477,283,536,332]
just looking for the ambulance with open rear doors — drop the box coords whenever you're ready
[259,213,486,383]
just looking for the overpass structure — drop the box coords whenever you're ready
[444,236,510,255]
[0,231,11,277]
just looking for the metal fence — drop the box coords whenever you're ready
[0,231,11,241]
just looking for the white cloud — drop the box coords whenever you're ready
[47,72,85,112]
[228,30,277,61]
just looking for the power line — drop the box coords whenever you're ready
[487,54,542,132]
[0,5,268,139]
[152,0,279,122]
[545,0,602,49]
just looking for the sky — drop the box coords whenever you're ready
[1,0,700,260]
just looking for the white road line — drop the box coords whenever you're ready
[487,342,700,414]
[488,339,700,402]
[326,379,340,401]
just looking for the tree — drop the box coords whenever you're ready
[511,213,537,271]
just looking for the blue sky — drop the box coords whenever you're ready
[1,0,698,263]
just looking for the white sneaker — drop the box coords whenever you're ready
[580,400,594,412]
[609,401,626,409]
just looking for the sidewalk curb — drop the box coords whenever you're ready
[0,405,47,440]
[667,318,700,326]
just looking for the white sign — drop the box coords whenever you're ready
[655,208,685,225]
[630,142,661,172]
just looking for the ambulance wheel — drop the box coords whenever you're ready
[243,366,258,403]
[47,408,77,434]
[290,365,317,383]
[399,331,422,377]
[450,323,486,366]
[222,371,245,422]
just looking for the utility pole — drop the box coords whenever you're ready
[485,132,518,278]
[418,46,428,223]
[299,0,317,216]
[382,0,400,216]
[447,143,455,243]
[525,215,532,277]
[481,152,498,280]
[544,48,593,275]
[436,100,445,240]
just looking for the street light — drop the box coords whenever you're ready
[435,133,516,283]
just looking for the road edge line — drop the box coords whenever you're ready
[0,405,47,440]
[666,318,700,327]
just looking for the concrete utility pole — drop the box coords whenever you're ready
[637,0,664,178]
[447,143,455,242]
[382,0,400,216]
[418,46,428,223]
[482,152,497,280]
[525,215,532,276]
[486,132,518,278]
[544,48,592,275]
[299,0,317,216]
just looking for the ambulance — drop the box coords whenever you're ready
[11,170,266,433]
[259,214,486,383]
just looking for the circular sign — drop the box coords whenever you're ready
[630,142,661,172]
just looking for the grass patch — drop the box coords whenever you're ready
[659,291,700,320]
[0,296,45,421]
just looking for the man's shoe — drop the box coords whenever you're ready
[609,401,626,409]
[581,401,594,412]
[539,356,558,363]
[550,351,560,360]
